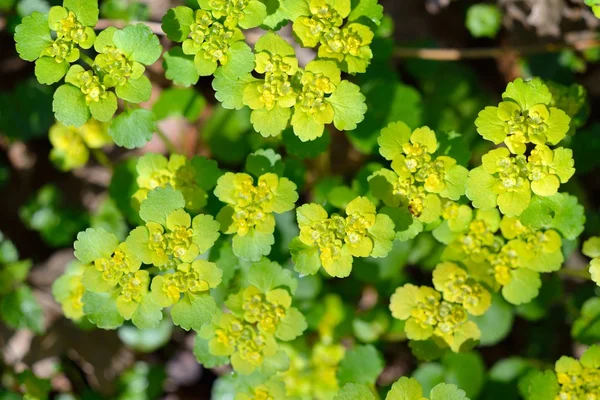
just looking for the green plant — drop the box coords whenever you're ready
[3,0,600,399]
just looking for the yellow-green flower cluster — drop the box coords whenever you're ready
[468,79,575,217]
[215,172,298,261]
[42,4,96,66]
[232,33,366,141]
[73,228,158,326]
[440,207,564,305]
[134,153,216,213]
[290,196,395,278]
[200,260,306,375]
[554,346,600,400]
[182,9,247,76]
[281,342,345,400]
[389,267,486,353]
[49,119,112,171]
[369,121,469,224]
[293,0,377,74]
[127,209,220,270]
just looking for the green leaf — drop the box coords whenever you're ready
[441,352,486,399]
[275,307,307,341]
[527,371,559,400]
[221,41,255,79]
[14,12,52,61]
[246,258,297,293]
[213,69,254,110]
[334,384,376,400]
[74,228,119,264]
[82,290,125,329]
[466,4,503,38]
[430,383,469,400]
[118,318,173,353]
[465,167,497,210]
[193,334,229,368]
[254,31,295,56]
[64,0,99,26]
[502,269,541,305]
[251,107,291,137]
[409,340,445,362]
[386,377,424,400]
[115,75,152,103]
[89,92,118,122]
[245,149,285,177]
[470,293,514,346]
[153,87,206,122]
[502,78,551,111]
[262,0,308,29]
[131,296,163,330]
[163,47,200,87]
[348,0,383,25]
[337,344,384,386]
[329,81,367,131]
[171,293,217,331]
[282,128,330,159]
[519,193,585,240]
[572,297,600,344]
[232,230,275,262]
[35,57,68,85]
[161,6,194,42]
[0,286,44,334]
[113,23,162,65]
[53,84,90,127]
[139,186,186,225]
[109,108,156,149]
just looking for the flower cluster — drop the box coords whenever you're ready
[239,33,367,141]
[282,342,345,400]
[49,119,112,171]
[293,0,379,74]
[554,346,600,400]
[199,259,306,374]
[390,278,482,352]
[440,207,564,305]
[127,208,220,269]
[72,228,158,327]
[369,121,469,224]
[17,2,98,85]
[15,1,162,127]
[290,196,395,278]
[468,79,574,216]
[133,153,220,213]
[52,262,86,321]
[214,171,298,261]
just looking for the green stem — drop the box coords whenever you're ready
[156,127,178,154]
[80,53,95,68]
[558,267,592,281]
[91,149,113,169]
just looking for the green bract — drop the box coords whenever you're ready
[475,78,571,154]
[215,171,298,261]
[369,121,469,224]
[290,196,395,278]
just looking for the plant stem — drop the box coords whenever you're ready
[156,127,178,154]
[80,53,95,68]
[559,267,592,281]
